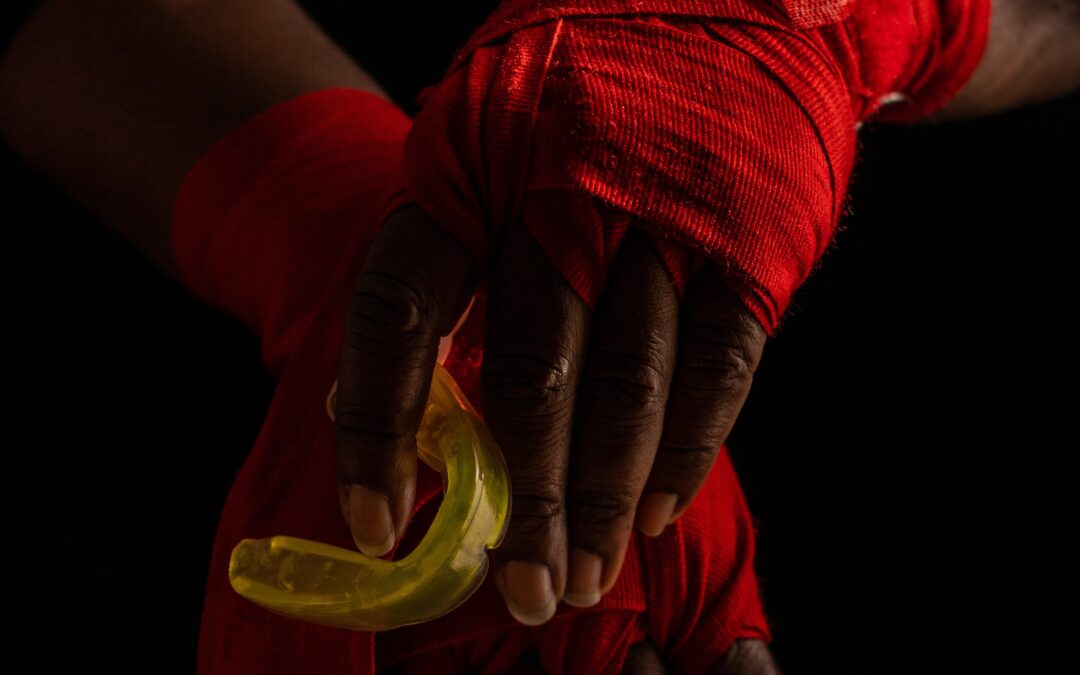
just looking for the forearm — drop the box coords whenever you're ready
[934,0,1080,120]
[0,0,384,274]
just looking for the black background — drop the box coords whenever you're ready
[6,2,1076,673]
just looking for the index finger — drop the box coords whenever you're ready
[334,204,475,556]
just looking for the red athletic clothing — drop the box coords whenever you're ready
[174,89,771,674]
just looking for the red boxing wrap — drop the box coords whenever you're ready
[377,0,991,331]
[174,1,991,672]
[175,89,771,675]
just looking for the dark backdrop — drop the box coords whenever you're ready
[7,2,1075,672]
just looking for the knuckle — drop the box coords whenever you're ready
[622,639,665,675]
[655,443,720,477]
[712,639,779,675]
[507,491,564,536]
[483,349,573,411]
[333,428,411,484]
[332,404,413,440]
[581,347,666,422]
[676,333,757,397]
[504,435,571,478]
[569,488,636,530]
[347,270,434,343]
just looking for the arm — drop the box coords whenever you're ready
[3,1,1074,275]
[0,3,1074,672]
[935,0,1080,120]
[0,3,685,673]
[0,0,384,275]
[324,0,1076,646]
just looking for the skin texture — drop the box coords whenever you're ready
[0,2,777,671]
[1,1,1076,672]
[933,0,1080,121]
[339,203,766,627]
[0,0,384,275]
[332,0,1080,631]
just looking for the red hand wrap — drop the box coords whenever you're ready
[175,90,771,674]
[378,0,990,331]
[175,1,991,671]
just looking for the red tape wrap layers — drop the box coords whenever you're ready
[173,1,991,672]
[376,0,990,333]
[174,89,776,675]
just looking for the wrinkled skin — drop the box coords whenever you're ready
[336,204,770,657]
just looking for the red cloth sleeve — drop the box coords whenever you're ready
[173,89,772,674]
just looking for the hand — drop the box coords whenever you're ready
[507,637,778,674]
[333,202,766,625]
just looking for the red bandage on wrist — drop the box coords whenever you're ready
[377,0,990,332]
[175,2,991,672]
[174,89,773,674]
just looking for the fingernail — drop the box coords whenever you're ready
[637,492,679,537]
[502,561,556,626]
[600,539,630,595]
[349,484,395,557]
[563,548,603,607]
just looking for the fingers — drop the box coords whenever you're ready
[507,640,670,675]
[642,261,766,529]
[483,219,592,626]
[565,227,679,606]
[622,639,669,675]
[706,639,782,675]
[335,204,475,557]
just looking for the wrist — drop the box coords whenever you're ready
[171,88,411,356]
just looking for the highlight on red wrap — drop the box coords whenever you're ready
[376,0,990,333]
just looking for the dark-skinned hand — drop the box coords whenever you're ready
[502,638,779,675]
[333,203,766,625]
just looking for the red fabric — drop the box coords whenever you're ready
[377,0,990,332]
[174,2,991,671]
[174,89,770,675]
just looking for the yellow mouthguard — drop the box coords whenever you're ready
[228,361,510,631]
